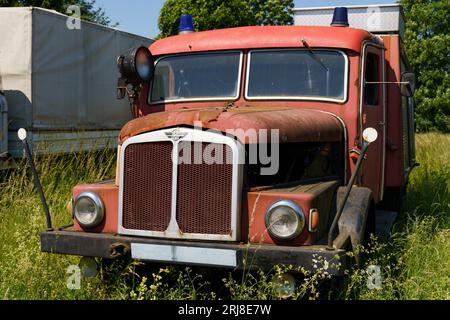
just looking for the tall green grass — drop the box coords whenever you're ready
[343,133,450,300]
[0,134,448,300]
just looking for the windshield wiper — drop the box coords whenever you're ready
[301,39,329,72]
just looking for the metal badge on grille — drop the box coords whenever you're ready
[165,129,188,141]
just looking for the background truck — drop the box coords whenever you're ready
[37,5,416,286]
[0,7,153,169]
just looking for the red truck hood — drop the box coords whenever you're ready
[119,106,344,144]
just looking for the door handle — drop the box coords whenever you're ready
[378,121,385,126]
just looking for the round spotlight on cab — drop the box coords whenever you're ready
[117,46,154,85]
[265,200,305,240]
[272,273,297,299]
[74,192,104,229]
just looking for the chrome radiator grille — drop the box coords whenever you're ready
[119,128,243,241]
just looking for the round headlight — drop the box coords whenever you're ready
[74,192,104,229]
[265,200,305,240]
[117,46,154,85]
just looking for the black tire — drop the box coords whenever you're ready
[363,201,376,245]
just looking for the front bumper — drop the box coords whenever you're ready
[41,228,347,275]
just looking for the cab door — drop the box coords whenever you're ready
[360,45,386,202]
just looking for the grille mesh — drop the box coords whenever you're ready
[122,140,234,236]
[176,142,233,235]
[122,142,173,231]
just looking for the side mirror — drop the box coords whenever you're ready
[400,72,416,97]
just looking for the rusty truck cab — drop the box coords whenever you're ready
[40,6,416,277]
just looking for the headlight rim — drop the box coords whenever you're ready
[74,191,104,229]
[265,200,305,240]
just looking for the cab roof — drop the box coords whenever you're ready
[150,25,374,56]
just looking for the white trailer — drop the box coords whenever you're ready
[0,7,153,168]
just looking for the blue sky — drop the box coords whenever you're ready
[95,0,398,39]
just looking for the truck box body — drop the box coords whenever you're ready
[294,4,405,38]
[0,7,153,157]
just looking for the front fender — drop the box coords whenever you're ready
[334,187,373,254]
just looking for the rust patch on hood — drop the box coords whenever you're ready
[119,106,343,144]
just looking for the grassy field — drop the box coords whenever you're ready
[0,133,448,300]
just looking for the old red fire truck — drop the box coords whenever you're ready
[29,5,416,279]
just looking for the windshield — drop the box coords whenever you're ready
[246,50,347,102]
[150,52,242,103]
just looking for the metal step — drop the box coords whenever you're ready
[375,210,398,242]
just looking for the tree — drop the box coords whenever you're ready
[401,0,450,132]
[0,0,115,26]
[158,0,294,38]
[248,0,294,26]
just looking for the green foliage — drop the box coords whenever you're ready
[158,0,293,38]
[0,0,115,26]
[343,133,450,300]
[401,0,450,132]
[247,0,294,26]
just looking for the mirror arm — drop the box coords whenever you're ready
[364,81,410,85]
[116,78,142,117]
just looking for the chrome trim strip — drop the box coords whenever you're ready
[131,243,237,267]
[167,141,180,234]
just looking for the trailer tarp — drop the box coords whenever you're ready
[0,7,153,131]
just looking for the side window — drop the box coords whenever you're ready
[364,53,380,105]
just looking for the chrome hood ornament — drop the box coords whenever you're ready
[165,128,188,141]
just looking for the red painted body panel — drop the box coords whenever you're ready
[246,191,315,246]
[150,26,373,56]
[245,180,339,245]
[73,183,118,234]
[381,35,405,187]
